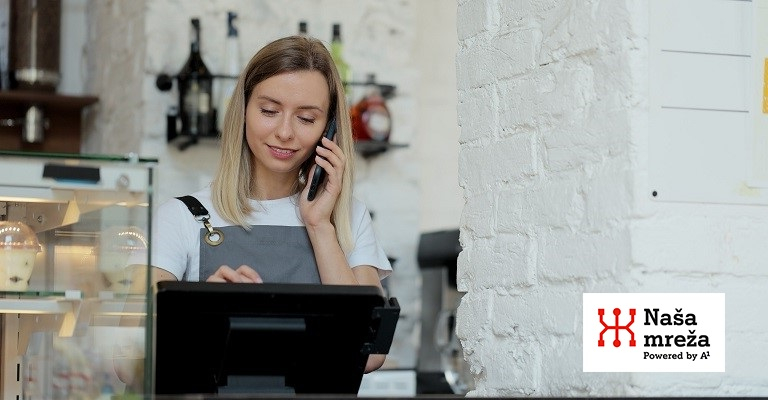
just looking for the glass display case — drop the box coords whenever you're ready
[0,151,157,399]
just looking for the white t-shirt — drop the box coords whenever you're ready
[150,188,392,282]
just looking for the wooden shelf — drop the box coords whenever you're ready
[0,90,98,108]
[0,90,98,153]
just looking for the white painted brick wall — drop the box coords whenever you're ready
[457,0,768,396]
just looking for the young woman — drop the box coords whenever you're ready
[149,35,392,372]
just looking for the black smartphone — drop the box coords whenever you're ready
[307,116,337,201]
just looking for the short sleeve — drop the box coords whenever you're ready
[148,198,200,280]
[346,199,392,279]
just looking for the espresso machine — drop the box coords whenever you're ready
[416,229,473,395]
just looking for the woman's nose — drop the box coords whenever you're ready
[275,117,294,141]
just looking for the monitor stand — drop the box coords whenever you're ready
[217,375,295,395]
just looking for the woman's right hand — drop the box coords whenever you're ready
[206,265,263,283]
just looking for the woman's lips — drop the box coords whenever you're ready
[268,145,296,160]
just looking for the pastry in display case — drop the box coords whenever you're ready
[0,151,157,399]
[0,221,42,292]
[97,226,148,294]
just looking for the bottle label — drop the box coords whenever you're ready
[199,92,210,113]
[184,82,200,134]
[185,82,200,111]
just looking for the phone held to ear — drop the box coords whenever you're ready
[307,117,337,201]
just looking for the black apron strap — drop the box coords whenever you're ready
[175,195,209,217]
[175,195,224,246]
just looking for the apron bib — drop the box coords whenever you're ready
[197,224,320,283]
[176,195,320,283]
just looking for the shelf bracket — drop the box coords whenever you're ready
[0,292,83,356]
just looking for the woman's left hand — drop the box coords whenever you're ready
[299,136,346,227]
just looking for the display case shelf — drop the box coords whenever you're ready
[0,292,83,357]
[0,291,80,314]
[0,292,148,357]
[0,151,156,399]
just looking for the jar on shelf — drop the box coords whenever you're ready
[350,74,391,143]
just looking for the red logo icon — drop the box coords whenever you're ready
[598,308,636,347]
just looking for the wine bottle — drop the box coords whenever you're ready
[216,11,240,133]
[350,74,391,142]
[330,23,351,94]
[177,18,214,139]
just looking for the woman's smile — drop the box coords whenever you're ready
[268,144,297,160]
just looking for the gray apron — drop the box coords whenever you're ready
[175,195,321,283]
[197,225,321,284]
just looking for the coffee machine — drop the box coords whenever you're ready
[416,229,473,395]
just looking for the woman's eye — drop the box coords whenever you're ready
[298,117,316,124]
[261,109,278,116]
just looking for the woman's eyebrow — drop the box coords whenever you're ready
[297,105,324,112]
[254,95,282,105]
[255,95,324,113]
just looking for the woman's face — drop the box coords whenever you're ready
[244,70,331,186]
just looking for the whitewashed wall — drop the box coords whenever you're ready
[412,2,462,233]
[456,0,768,396]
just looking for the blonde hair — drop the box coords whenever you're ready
[211,35,355,253]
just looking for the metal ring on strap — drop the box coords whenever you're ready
[201,217,224,246]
